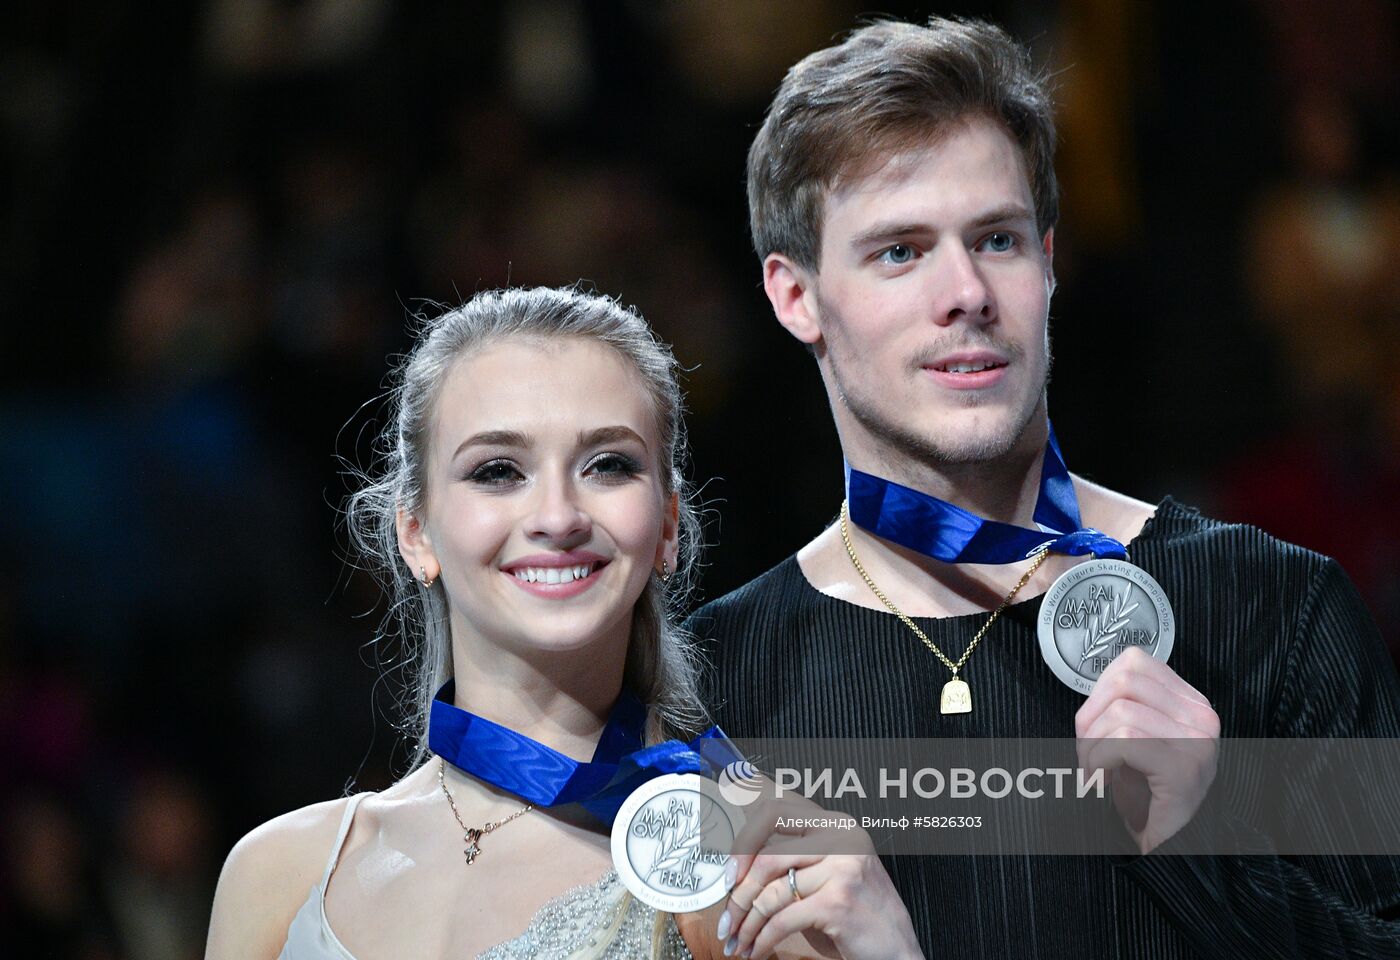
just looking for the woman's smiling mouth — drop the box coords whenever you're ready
[511,563,597,584]
[501,553,610,598]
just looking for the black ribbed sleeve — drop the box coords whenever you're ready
[685,498,1400,959]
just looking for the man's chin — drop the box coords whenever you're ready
[927,433,1022,465]
[843,384,1046,467]
[895,414,1040,466]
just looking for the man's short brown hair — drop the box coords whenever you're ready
[746,16,1058,270]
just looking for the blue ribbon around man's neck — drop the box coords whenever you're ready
[428,682,738,825]
[845,422,1128,564]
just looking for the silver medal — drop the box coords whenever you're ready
[610,773,742,913]
[1036,559,1174,695]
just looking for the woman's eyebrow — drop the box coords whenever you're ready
[452,429,531,460]
[579,425,648,450]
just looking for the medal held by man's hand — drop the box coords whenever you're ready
[843,425,1167,710]
[1037,559,1175,694]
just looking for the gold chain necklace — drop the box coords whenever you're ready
[438,757,533,865]
[839,501,1050,714]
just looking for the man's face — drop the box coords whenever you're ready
[808,118,1055,473]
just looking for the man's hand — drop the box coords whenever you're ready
[1075,646,1220,854]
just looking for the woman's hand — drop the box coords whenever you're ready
[713,793,923,960]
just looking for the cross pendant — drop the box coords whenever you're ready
[463,828,484,864]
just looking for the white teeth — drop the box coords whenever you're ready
[944,360,996,373]
[512,564,595,584]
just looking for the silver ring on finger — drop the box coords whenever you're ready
[787,867,803,902]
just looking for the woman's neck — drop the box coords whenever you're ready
[447,635,627,760]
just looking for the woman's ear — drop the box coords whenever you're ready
[396,507,439,585]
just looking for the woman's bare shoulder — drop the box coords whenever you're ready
[227,795,358,881]
[205,795,361,960]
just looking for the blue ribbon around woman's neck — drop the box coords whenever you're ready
[845,423,1128,564]
[427,682,738,825]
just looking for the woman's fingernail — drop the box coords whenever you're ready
[724,935,737,956]
[716,910,732,941]
[724,857,738,888]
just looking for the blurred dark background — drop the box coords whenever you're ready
[2,1,1397,956]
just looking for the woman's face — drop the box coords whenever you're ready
[401,336,677,659]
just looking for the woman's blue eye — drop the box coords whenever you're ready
[587,453,642,481]
[981,232,1016,253]
[468,460,523,485]
[879,244,916,265]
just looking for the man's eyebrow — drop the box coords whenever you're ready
[580,425,648,449]
[967,204,1037,230]
[849,221,934,249]
[849,205,1038,249]
[452,429,530,460]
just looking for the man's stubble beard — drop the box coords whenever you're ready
[820,293,1053,471]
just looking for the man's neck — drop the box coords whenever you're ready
[853,428,1048,527]
[809,421,1107,618]
[895,451,1043,526]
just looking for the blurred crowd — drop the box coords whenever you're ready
[2,1,1396,957]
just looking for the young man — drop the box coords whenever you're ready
[689,17,1400,958]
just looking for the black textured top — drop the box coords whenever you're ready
[687,497,1400,958]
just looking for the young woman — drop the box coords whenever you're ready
[205,287,922,960]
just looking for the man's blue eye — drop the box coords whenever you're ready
[879,244,916,265]
[982,232,1016,253]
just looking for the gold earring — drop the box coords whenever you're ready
[659,560,672,585]
[420,565,435,588]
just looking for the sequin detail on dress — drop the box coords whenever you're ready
[479,869,690,960]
